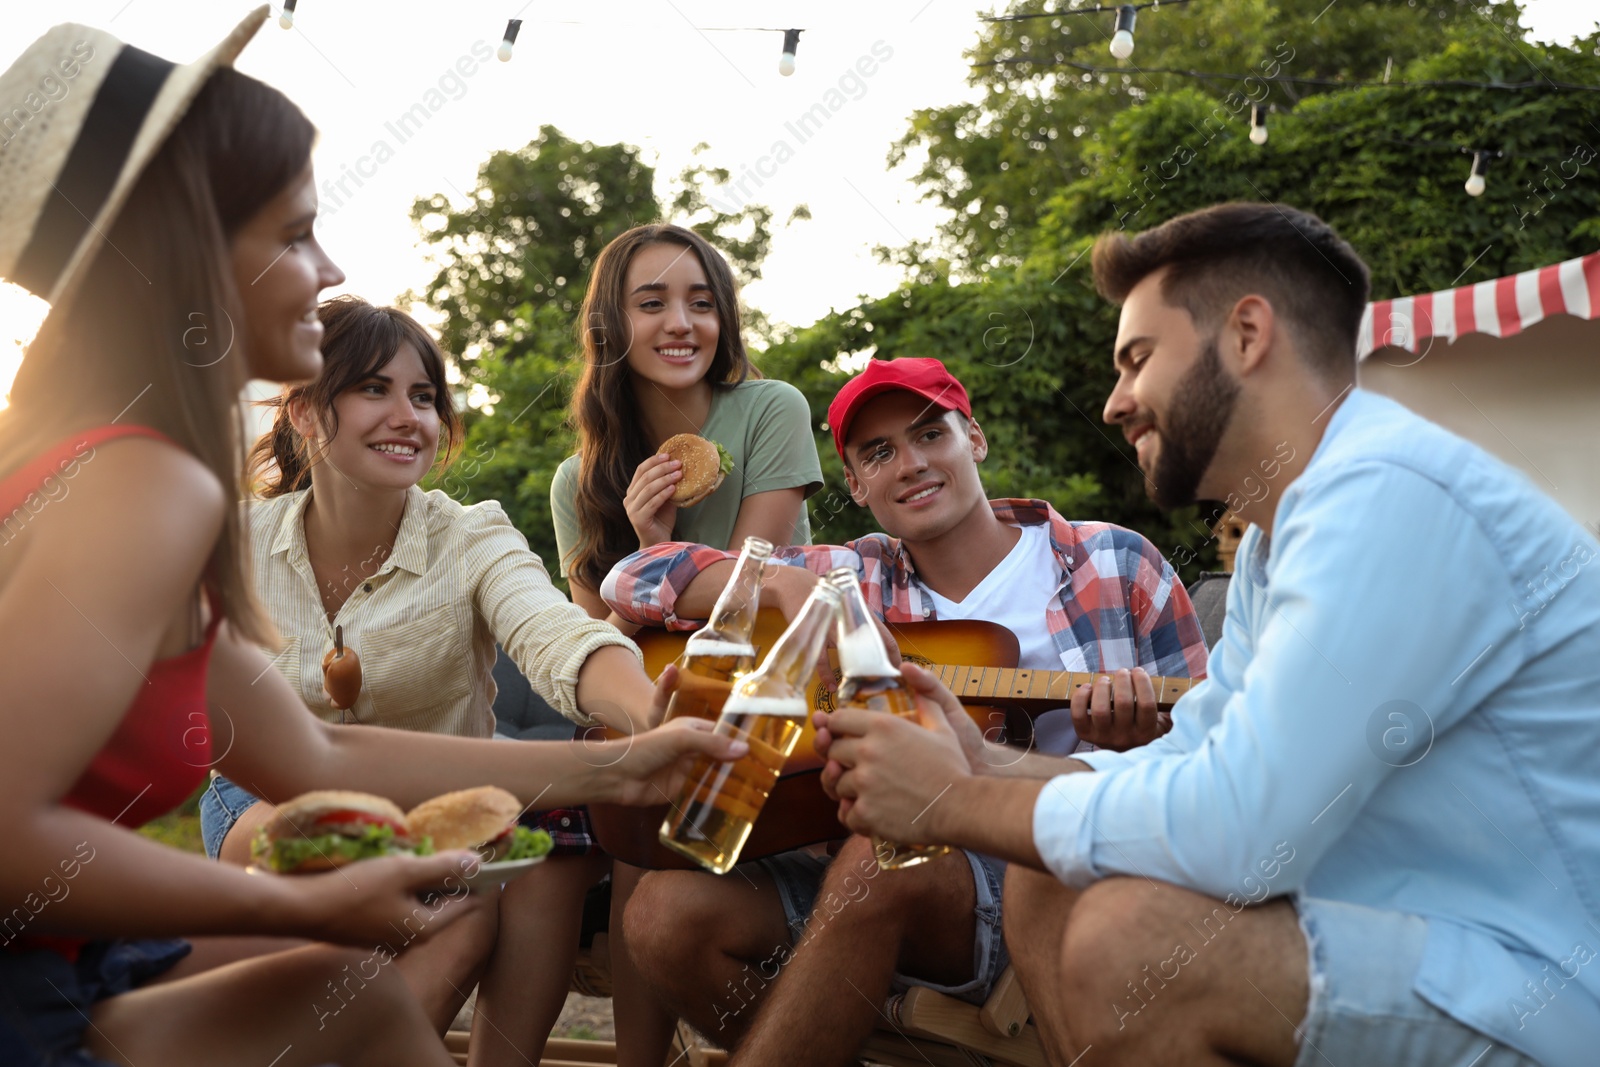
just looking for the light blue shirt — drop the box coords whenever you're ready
[1033,390,1600,1063]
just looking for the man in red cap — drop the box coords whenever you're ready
[602,357,1208,1066]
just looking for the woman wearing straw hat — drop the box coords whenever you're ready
[0,9,746,1065]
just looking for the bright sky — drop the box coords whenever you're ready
[2,0,1597,409]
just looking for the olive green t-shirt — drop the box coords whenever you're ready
[551,378,824,579]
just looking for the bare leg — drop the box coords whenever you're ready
[731,837,977,1067]
[147,936,312,982]
[88,942,455,1067]
[1005,870,1308,1066]
[470,851,610,1067]
[400,889,499,1032]
[217,803,498,1035]
[1000,866,1082,1065]
[624,865,792,1048]
[609,861,681,1067]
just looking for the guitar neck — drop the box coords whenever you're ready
[932,664,1196,711]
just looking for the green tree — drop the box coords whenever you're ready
[409,125,659,366]
[887,0,1525,274]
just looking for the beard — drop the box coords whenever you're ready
[1147,338,1241,510]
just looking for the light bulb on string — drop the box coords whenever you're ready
[779,29,802,76]
[498,19,522,62]
[1249,105,1269,145]
[1464,150,1489,197]
[1109,5,1137,60]
[278,0,296,30]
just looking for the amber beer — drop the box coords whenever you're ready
[661,537,771,724]
[660,582,841,874]
[827,568,952,871]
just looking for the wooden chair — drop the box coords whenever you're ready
[860,965,1044,1067]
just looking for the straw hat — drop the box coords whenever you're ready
[0,6,269,308]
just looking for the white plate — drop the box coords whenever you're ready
[453,854,548,892]
[245,854,548,894]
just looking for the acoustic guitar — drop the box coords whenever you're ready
[588,610,1196,870]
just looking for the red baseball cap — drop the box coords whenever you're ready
[826,358,972,460]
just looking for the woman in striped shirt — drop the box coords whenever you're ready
[201,296,667,1060]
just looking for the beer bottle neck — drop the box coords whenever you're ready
[836,619,898,680]
[740,587,838,696]
[698,541,771,647]
[829,569,899,680]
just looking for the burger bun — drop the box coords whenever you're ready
[407,786,523,853]
[660,433,726,508]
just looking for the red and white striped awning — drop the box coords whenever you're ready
[1358,250,1600,360]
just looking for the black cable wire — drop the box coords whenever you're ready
[984,0,1198,21]
[972,54,1600,91]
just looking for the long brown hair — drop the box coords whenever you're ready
[0,68,316,645]
[246,296,462,497]
[566,224,754,591]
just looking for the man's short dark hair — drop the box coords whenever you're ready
[1092,203,1371,381]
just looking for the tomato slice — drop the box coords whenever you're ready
[315,809,407,835]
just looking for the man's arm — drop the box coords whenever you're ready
[1032,465,1525,893]
[600,542,853,629]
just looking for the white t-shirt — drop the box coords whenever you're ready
[921,524,1080,754]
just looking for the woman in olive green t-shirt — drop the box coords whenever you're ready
[554,223,823,620]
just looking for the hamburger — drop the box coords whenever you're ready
[252,791,430,874]
[406,786,553,863]
[660,433,734,508]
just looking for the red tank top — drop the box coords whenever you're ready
[1,425,218,828]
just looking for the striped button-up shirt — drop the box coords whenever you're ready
[249,485,639,733]
[602,498,1208,681]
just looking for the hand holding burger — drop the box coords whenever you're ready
[623,434,734,548]
[659,434,732,508]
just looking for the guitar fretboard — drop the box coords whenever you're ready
[932,665,1195,709]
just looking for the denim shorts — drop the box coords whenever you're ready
[0,938,190,1066]
[198,773,261,860]
[1293,897,1541,1067]
[756,846,1009,1006]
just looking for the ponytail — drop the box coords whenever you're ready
[245,391,321,498]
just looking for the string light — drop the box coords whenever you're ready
[498,19,522,62]
[779,28,801,76]
[1465,150,1490,197]
[1109,5,1137,60]
[277,0,296,30]
[1249,104,1268,145]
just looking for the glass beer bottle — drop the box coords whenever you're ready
[827,567,952,871]
[662,536,772,724]
[659,581,841,874]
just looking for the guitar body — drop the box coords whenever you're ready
[590,612,1021,870]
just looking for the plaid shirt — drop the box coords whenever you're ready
[602,499,1209,680]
